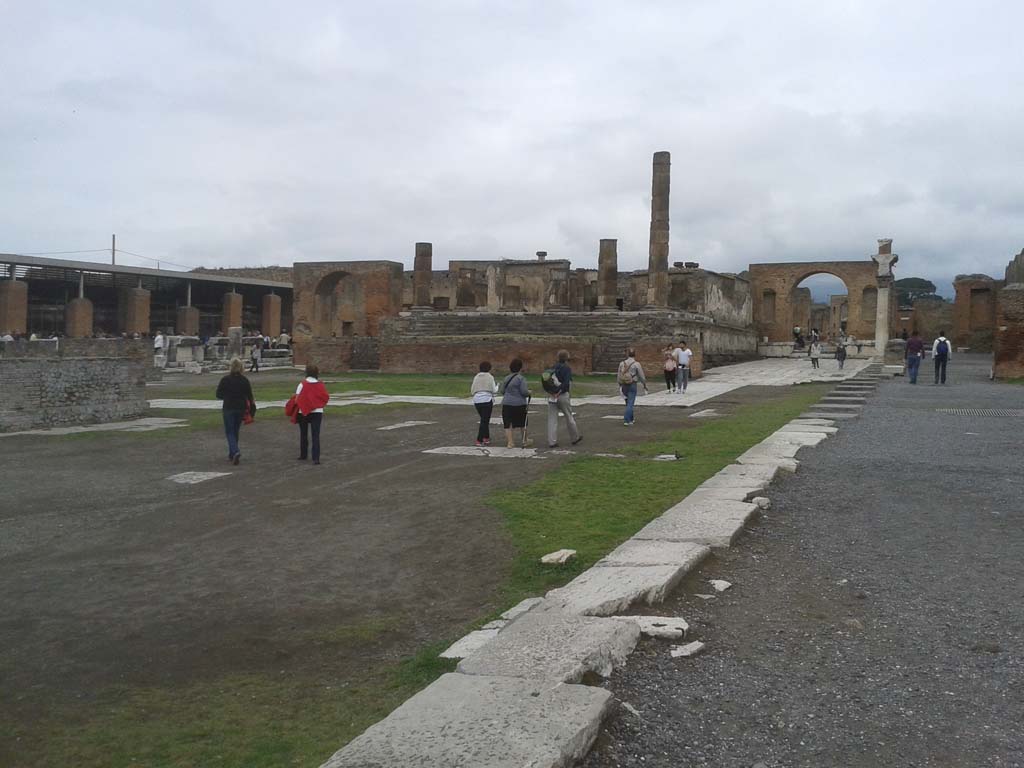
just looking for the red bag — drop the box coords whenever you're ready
[284,395,299,424]
[243,399,255,425]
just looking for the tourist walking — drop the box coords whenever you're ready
[545,350,582,448]
[470,361,497,446]
[662,348,677,391]
[905,329,925,384]
[215,357,255,465]
[249,338,262,373]
[618,347,648,426]
[153,329,165,357]
[809,339,822,369]
[671,340,692,393]
[932,330,952,385]
[835,342,847,370]
[294,363,330,464]
[499,358,531,448]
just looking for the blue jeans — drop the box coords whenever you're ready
[223,409,244,458]
[675,366,689,391]
[622,383,638,423]
[906,354,921,383]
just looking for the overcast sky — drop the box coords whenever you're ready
[3,1,1023,297]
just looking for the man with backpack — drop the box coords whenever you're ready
[543,349,582,448]
[618,347,648,426]
[932,330,952,385]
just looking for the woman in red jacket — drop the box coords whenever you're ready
[294,363,330,464]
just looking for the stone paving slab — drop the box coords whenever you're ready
[777,423,838,434]
[808,403,863,410]
[822,396,867,403]
[423,445,546,459]
[545,564,693,616]
[457,605,640,682]
[632,499,760,548]
[596,540,709,569]
[319,673,612,768]
[0,416,188,437]
[801,411,859,419]
[734,455,799,472]
[439,628,501,659]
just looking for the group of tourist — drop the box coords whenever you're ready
[660,340,693,393]
[214,359,328,465]
[903,328,953,385]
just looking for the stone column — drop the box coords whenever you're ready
[222,291,243,335]
[120,287,151,336]
[646,151,671,308]
[485,264,504,312]
[0,279,28,335]
[413,242,433,309]
[871,238,899,359]
[261,293,282,336]
[597,239,619,310]
[227,326,243,358]
[66,298,93,337]
[177,306,200,336]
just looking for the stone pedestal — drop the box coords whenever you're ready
[646,151,671,308]
[871,239,898,359]
[261,293,282,336]
[0,280,28,335]
[119,287,150,336]
[222,292,243,335]
[597,239,618,310]
[66,297,94,338]
[413,242,433,309]
[177,306,200,336]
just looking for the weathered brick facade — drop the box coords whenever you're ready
[261,293,282,336]
[994,284,1024,379]
[65,297,94,338]
[952,275,999,351]
[0,338,148,432]
[222,292,243,335]
[118,287,151,336]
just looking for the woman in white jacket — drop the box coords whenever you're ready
[470,361,498,446]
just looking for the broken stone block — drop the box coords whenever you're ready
[709,579,732,592]
[670,640,706,658]
[652,453,679,461]
[632,499,760,548]
[439,628,501,659]
[546,564,691,616]
[318,673,612,768]
[618,615,689,640]
[541,548,577,565]
[457,604,639,684]
[752,497,771,510]
[500,597,545,622]
[597,539,709,569]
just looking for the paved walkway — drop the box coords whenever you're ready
[584,354,1024,767]
[148,358,872,411]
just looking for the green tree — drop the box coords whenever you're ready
[894,277,940,305]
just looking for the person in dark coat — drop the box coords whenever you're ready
[215,357,255,465]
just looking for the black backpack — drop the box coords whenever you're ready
[935,339,949,358]
[540,368,562,395]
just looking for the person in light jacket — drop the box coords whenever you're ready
[470,361,498,446]
[295,363,330,464]
[932,330,952,385]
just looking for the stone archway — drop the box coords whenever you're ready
[748,255,895,346]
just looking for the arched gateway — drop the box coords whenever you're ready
[747,240,899,354]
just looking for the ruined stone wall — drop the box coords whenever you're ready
[0,338,148,432]
[191,266,294,283]
[909,298,954,342]
[301,337,380,371]
[952,275,1000,351]
[994,284,1024,379]
[379,337,594,375]
[1005,249,1024,284]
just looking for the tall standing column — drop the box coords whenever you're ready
[597,239,619,310]
[261,293,282,337]
[0,277,28,335]
[871,238,899,359]
[413,242,433,309]
[646,151,671,308]
[222,290,243,335]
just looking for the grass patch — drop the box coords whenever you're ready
[488,383,830,605]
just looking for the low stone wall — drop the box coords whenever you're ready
[0,339,148,432]
[378,337,595,375]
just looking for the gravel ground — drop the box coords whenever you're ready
[584,355,1024,768]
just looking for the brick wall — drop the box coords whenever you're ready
[0,339,148,432]
[379,338,595,375]
[994,285,1024,379]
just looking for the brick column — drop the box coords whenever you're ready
[222,292,243,335]
[413,242,433,309]
[66,298,94,338]
[646,151,671,308]
[261,293,282,336]
[119,287,151,336]
[0,279,28,334]
[176,306,200,336]
[597,239,618,310]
